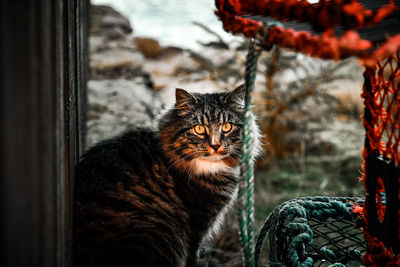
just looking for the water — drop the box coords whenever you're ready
[91,0,242,50]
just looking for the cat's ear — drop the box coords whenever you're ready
[175,88,198,109]
[175,88,197,107]
[224,84,245,107]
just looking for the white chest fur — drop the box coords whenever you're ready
[190,158,236,176]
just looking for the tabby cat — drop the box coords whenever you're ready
[74,85,261,267]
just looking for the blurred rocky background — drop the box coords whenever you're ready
[87,4,366,266]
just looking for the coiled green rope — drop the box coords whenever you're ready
[254,197,365,266]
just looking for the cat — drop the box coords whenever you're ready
[74,85,261,267]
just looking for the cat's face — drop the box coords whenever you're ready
[159,85,245,176]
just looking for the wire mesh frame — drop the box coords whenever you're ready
[307,216,365,266]
[255,197,366,267]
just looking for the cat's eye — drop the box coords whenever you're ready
[222,123,232,133]
[194,125,205,135]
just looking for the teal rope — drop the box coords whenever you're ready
[238,38,263,267]
[236,22,282,267]
[255,197,365,266]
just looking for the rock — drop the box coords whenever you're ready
[100,26,127,40]
[86,78,164,147]
[142,51,197,76]
[89,35,138,54]
[90,49,145,70]
[90,63,154,87]
[134,37,163,58]
[91,5,133,39]
[89,45,155,84]
[159,46,184,59]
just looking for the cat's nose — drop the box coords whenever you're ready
[211,144,221,152]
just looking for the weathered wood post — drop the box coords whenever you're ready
[0,0,89,266]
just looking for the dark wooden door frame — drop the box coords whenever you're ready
[1,1,88,266]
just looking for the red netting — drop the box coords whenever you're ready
[215,0,400,65]
[362,53,400,162]
[361,51,400,266]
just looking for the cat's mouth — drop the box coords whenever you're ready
[201,154,227,162]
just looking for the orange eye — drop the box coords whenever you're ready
[194,125,205,135]
[222,123,232,133]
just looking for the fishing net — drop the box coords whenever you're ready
[361,51,400,266]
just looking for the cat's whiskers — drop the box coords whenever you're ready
[230,151,241,159]
[167,152,196,171]
[167,149,202,171]
[186,164,196,185]
[168,147,196,162]
[172,151,203,184]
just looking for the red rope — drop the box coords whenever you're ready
[215,0,400,66]
[363,237,400,266]
[217,0,396,30]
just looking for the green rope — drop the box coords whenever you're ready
[238,22,280,266]
[238,37,263,267]
[254,197,366,266]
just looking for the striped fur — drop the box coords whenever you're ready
[74,85,261,266]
